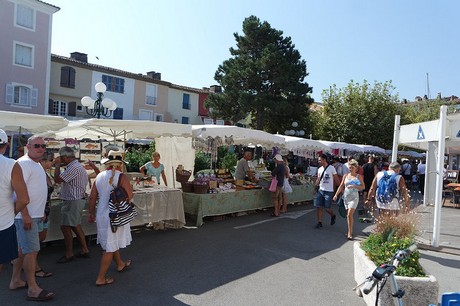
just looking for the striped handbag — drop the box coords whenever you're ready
[108,173,137,232]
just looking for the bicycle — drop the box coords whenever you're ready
[353,244,417,306]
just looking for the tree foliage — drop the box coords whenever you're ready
[317,80,401,149]
[205,15,313,133]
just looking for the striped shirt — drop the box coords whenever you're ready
[59,159,88,200]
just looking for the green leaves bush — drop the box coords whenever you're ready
[361,212,425,277]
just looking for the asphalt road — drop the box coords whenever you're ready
[0,201,458,305]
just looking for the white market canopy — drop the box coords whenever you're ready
[192,125,285,148]
[43,118,192,140]
[0,110,68,133]
[278,135,330,152]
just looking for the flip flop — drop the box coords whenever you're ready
[35,269,53,278]
[96,277,114,286]
[26,289,55,301]
[117,260,132,273]
[57,255,75,264]
[76,252,90,258]
[270,213,279,217]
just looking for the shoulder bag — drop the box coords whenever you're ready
[315,165,329,193]
[108,173,137,233]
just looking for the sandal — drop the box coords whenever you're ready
[35,269,53,278]
[26,289,55,301]
[57,255,75,264]
[96,277,114,286]
[117,260,132,273]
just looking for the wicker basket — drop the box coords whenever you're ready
[193,183,209,194]
[181,181,194,193]
[176,170,192,183]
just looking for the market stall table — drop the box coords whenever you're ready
[182,183,314,227]
[45,187,185,242]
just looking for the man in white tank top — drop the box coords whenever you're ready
[0,129,28,273]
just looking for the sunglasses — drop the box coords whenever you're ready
[33,144,47,149]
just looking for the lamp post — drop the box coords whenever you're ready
[284,121,305,137]
[81,82,117,119]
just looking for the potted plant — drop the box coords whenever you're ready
[354,212,439,305]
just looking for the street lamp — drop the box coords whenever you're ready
[81,82,117,119]
[284,121,305,137]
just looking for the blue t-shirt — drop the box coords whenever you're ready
[143,162,164,184]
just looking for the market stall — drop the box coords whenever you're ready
[39,118,195,188]
[183,183,314,227]
[0,110,69,158]
[44,186,185,242]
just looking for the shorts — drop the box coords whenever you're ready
[314,190,334,209]
[37,219,49,232]
[15,218,41,254]
[61,199,86,227]
[0,224,18,264]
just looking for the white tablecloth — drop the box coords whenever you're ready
[45,188,185,242]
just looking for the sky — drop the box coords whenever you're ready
[50,0,460,103]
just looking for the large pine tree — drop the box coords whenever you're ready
[206,15,313,133]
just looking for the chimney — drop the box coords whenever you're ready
[209,85,222,93]
[147,71,161,80]
[70,52,88,63]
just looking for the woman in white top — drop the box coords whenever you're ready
[88,150,133,286]
[333,159,365,240]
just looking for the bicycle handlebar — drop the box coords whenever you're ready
[362,277,378,295]
[361,244,417,295]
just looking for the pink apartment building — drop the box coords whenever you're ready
[0,0,59,114]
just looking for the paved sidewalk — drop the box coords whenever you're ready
[415,203,460,255]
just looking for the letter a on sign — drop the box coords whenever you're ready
[417,125,425,140]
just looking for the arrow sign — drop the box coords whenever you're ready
[234,209,315,229]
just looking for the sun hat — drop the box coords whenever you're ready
[101,150,127,165]
[0,129,8,144]
[274,154,283,161]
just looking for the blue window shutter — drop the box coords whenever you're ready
[5,83,14,104]
[31,88,38,107]
[113,108,123,120]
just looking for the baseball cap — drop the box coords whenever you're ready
[0,129,8,144]
[274,154,283,161]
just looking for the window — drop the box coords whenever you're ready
[14,43,33,68]
[146,84,157,106]
[139,109,152,120]
[48,100,76,116]
[5,84,37,107]
[146,96,157,106]
[52,101,67,116]
[182,93,190,109]
[16,4,34,30]
[102,75,124,93]
[113,108,124,120]
[154,113,164,122]
[60,66,76,88]
[181,116,189,124]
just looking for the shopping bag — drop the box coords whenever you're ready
[269,177,278,192]
[337,196,347,218]
[283,179,293,193]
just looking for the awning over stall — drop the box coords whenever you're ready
[192,125,285,148]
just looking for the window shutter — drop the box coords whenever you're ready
[5,83,14,104]
[30,88,38,107]
[60,67,69,86]
[68,101,76,116]
[48,99,54,114]
[113,108,123,120]
[69,67,76,88]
